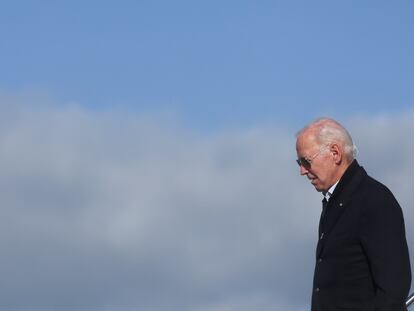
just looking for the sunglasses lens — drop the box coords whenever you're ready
[297,158,311,169]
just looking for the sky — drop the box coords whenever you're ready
[1,1,414,311]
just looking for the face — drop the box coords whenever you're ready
[296,132,337,192]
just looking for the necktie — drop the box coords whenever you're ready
[321,198,328,219]
[319,198,328,236]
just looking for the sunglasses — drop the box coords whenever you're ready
[296,145,328,169]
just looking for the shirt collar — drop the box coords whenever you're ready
[324,181,339,201]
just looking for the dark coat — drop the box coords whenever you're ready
[312,160,411,311]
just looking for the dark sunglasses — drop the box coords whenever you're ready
[296,147,326,169]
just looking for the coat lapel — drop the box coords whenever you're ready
[316,160,367,257]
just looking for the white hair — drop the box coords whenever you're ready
[297,117,358,161]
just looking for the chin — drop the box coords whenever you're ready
[312,184,325,192]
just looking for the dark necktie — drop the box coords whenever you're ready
[319,198,328,236]
[321,198,328,220]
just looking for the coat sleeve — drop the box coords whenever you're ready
[359,185,411,311]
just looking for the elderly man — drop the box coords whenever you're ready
[296,118,411,311]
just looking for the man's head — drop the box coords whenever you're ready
[296,118,356,193]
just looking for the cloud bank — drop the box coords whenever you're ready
[0,95,413,310]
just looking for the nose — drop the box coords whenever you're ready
[299,164,308,176]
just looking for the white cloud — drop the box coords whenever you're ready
[0,95,412,310]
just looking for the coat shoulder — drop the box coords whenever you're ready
[361,174,393,197]
[357,173,402,215]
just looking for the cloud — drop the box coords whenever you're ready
[0,94,412,310]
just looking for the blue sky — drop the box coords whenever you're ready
[2,1,414,129]
[1,2,414,311]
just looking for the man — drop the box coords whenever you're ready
[296,118,411,311]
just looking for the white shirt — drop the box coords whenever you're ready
[324,181,339,202]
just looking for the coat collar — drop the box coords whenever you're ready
[328,159,367,205]
[316,160,368,257]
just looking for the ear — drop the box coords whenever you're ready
[330,144,342,164]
